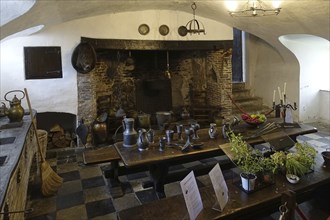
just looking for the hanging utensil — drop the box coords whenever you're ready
[76,118,89,147]
[165,51,171,79]
[125,51,135,71]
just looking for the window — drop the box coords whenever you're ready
[232,28,243,82]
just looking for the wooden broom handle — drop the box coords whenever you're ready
[24,88,45,163]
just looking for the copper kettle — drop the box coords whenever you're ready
[4,90,25,123]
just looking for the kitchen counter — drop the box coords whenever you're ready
[0,110,37,213]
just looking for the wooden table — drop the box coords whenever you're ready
[114,121,317,198]
[117,150,330,220]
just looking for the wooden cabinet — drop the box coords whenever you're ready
[0,123,37,220]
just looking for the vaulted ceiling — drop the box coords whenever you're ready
[1,0,329,48]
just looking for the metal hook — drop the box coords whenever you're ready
[279,202,288,214]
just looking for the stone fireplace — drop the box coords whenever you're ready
[77,38,233,145]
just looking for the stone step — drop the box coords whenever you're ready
[232,97,263,108]
[232,89,251,99]
[232,105,273,116]
[232,82,246,90]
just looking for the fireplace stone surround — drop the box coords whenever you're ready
[77,38,233,145]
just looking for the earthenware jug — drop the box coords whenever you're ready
[122,118,137,147]
[4,90,25,123]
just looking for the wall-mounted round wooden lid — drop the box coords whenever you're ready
[71,42,97,74]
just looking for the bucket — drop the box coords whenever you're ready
[37,129,48,159]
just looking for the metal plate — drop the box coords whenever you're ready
[159,24,169,36]
[178,26,188,37]
[138,24,150,35]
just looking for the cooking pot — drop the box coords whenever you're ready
[138,112,151,129]
[321,150,330,165]
[156,111,172,130]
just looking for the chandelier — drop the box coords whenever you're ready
[227,0,281,17]
[186,2,205,35]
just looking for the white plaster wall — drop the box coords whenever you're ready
[244,33,300,120]
[319,90,330,123]
[0,10,233,115]
[279,35,330,123]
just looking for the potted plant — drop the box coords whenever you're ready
[270,142,317,184]
[259,157,277,183]
[228,132,263,191]
[285,142,317,182]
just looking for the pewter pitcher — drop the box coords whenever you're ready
[122,118,137,147]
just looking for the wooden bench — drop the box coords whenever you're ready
[82,146,124,197]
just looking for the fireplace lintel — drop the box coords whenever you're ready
[81,37,232,51]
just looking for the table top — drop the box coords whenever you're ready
[114,121,317,168]
[117,152,330,220]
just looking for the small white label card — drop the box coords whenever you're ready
[208,163,229,212]
[285,108,294,124]
[180,171,203,220]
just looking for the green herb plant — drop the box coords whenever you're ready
[228,131,263,175]
[285,142,317,177]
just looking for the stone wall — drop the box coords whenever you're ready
[77,48,232,144]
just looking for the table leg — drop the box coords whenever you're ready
[149,164,169,199]
[103,160,124,198]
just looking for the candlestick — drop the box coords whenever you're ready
[272,97,298,125]
[278,86,282,101]
[273,90,276,102]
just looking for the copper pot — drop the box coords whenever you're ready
[321,151,330,165]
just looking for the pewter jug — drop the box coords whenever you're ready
[208,123,218,139]
[4,90,25,123]
[122,118,137,147]
[147,129,154,143]
[137,129,149,151]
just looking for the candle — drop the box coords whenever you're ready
[273,90,276,102]
[278,87,282,100]
[283,82,287,95]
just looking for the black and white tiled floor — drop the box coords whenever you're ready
[26,122,330,220]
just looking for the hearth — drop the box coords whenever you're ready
[76,39,233,146]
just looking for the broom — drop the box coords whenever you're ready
[24,88,63,196]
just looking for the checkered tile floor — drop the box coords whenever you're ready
[26,147,230,220]
[26,122,330,220]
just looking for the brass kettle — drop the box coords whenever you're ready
[4,90,25,123]
[0,102,8,117]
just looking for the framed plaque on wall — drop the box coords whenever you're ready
[24,46,63,79]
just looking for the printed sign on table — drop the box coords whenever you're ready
[180,171,203,220]
[209,163,229,211]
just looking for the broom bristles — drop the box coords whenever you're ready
[41,162,63,196]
